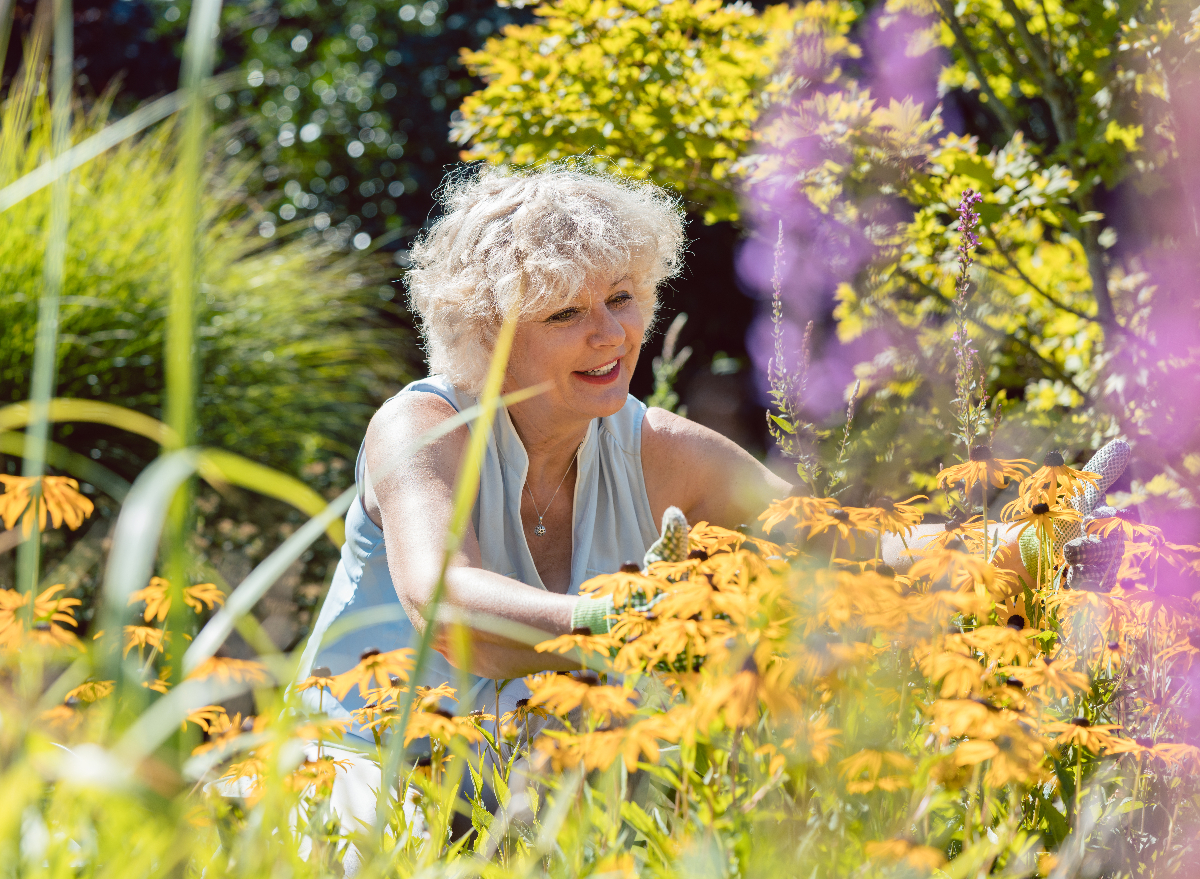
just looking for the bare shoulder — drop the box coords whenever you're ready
[641,407,790,528]
[365,391,465,460]
[362,391,469,512]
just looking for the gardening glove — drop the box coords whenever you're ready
[569,506,689,635]
[1018,438,1131,587]
[642,505,691,567]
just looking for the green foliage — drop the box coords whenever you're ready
[0,88,413,477]
[453,0,845,222]
[645,312,691,414]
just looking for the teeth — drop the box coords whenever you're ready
[582,361,617,376]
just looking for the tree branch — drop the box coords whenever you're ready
[896,268,1094,407]
[934,0,1019,137]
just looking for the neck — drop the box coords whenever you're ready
[507,402,590,491]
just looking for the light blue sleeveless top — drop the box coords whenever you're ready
[297,375,659,741]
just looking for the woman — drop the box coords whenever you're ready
[299,162,792,732]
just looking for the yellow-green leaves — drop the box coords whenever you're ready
[454,0,832,222]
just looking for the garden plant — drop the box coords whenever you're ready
[3,0,1200,876]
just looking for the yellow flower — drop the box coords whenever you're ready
[920,649,986,698]
[129,578,225,622]
[129,577,172,623]
[187,656,269,686]
[923,514,986,552]
[65,680,115,703]
[123,625,166,657]
[0,585,83,650]
[909,543,1016,600]
[1042,717,1123,753]
[185,704,229,733]
[865,839,946,873]
[936,446,1032,497]
[837,749,914,793]
[1017,451,1100,506]
[1000,500,1081,551]
[758,495,838,536]
[285,756,354,797]
[859,495,927,538]
[0,474,94,535]
[527,672,639,722]
[297,665,337,694]
[404,707,484,746]
[1000,656,1088,700]
[954,728,1046,785]
[329,647,415,701]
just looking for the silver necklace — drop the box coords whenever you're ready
[524,442,582,537]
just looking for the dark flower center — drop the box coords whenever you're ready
[1071,717,1091,727]
[945,538,968,553]
[688,549,710,561]
[831,508,850,522]
[359,647,381,661]
[312,666,332,678]
[619,561,641,573]
[1107,641,1120,652]
[969,445,993,462]
[1031,503,1050,515]
[1043,451,1065,467]
[1005,677,1024,688]
[874,497,895,511]
[1006,614,1025,630]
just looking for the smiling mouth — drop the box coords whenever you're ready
[578,360,619,377]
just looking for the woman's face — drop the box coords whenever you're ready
[504,277,647,424]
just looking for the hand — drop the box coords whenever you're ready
[1018,438,1130,591]
[570,506,689,634]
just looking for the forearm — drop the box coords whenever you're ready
[400,564,582,679]
[881,523,1026,574]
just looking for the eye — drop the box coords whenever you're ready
[545,307,580,324]
[608,291,634,307]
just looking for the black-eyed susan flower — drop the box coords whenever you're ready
[1000,656,1088,700]
[859,495,927,539]
[187,656,270,686]
[129,578,225,623]
[65,679,115,704]
[1043,717,1123,753]
[936,446,1032,497]
[757,495,839,537]
[329,647,415,700]
[1017,450,1100,506]
[1002,499,1081,537]
[123,624,166,658]
[185,704,230,733]
[0,474,94,535]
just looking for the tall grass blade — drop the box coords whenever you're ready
[0,398,178,444]
[16,0,71,596]
[0,70,243,214]
[375,302,523,838]
[162,0,223,683]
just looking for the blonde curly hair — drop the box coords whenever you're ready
[404,162,687,395]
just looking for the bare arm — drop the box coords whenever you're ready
[641,407,792,531]
[364,393,584,679]
[639,411,1030,579]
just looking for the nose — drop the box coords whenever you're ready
[587,303,626,348]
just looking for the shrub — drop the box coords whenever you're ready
[0,88,415,479]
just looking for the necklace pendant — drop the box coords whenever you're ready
[534,523,547,537]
